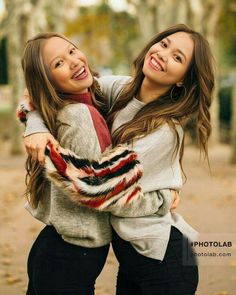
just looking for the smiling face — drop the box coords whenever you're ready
[142,32,194,92]
[42,37,93,94]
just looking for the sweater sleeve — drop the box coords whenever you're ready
[44,103,144,212]
[44,106,173,218]
[97,75,131,109]
[128,124,184,192]
[101,189,172,217]
[45,146,173,218]
[16,99,51,136]
[17,75,130,136]
[24,111,50,136]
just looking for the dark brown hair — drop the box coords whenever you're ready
[108,24,215,172]
[22,32,107,208]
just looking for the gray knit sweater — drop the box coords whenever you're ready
[99,75,198,259]
[25,103,112,248]
[24,76,198,259]
[23,90,172,250]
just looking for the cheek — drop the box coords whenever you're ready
[149,44,160,52]
[54,70,68,84]
[169,62,187,76]
[176,65,189,80]
[78,52,88,64]
[50,71,68,91]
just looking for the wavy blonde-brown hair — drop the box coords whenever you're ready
[22,32,107,208]
[108,24,215,171]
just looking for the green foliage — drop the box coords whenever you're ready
[218,0,236,66]
[0,106,12,114]
[64,4,139,73]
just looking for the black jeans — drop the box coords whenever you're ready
[26,225,109,295]
[112,226,198,295]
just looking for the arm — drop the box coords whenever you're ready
[17,76,130,132]
[17,96,58,163]
[97,75,131,109]
[17,76,130,161]
[17,96,50,135]
[45,145,176,217]
[17,89,179,217]
[43,103,144,213]
[46,143,177,217]
[44,104,178,217]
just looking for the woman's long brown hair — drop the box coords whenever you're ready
[22,32,107,208]
[108,24,215,173]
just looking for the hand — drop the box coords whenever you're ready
[24,133,59,164]
[170,190,180,211]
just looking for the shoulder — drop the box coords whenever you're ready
[159,122,183,137]
[57,103,92,125]
[97,75,132,90]
[96,75,132,107]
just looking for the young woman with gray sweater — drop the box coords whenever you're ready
[20,24,215,294]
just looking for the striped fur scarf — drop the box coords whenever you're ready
[45,143,143,210]
[16,99,34,124]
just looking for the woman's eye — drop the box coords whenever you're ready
[70,47,76,54]
[55,60,63,68]
[174,55,182,63]
[160,41,167,48]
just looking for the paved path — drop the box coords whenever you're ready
[0,145,235,295]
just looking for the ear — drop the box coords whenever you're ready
[176,82,183,87]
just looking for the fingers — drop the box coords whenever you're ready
[48,135,59,151]
[23,133,60,165]
[37,147,46,165]
[23,133,50,164]
[25,143,45,165]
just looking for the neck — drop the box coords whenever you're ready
[138,78,170,104]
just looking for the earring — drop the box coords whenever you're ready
[170,84,187,102]
[181,84,187,97]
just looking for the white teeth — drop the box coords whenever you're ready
[73,67,85,78]
[78,67,85,75]
[150,58,162,71]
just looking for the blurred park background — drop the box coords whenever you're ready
[0,0,236,295]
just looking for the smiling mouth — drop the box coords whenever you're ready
[149,57,164,71]
[71,66,88,80]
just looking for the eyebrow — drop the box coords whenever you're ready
[49,44,72,67]
[165,37,187,62]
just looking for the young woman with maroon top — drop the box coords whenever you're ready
[20,32,180,295]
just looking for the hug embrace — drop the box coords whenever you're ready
[18,23,215,294]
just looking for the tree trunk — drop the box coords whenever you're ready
[136,0,157,43]
[203,0,222,145]
[7,24,24,154]
[0,0,71,155]
[230,71,236,164]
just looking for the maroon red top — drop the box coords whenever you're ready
[69,92,112,152]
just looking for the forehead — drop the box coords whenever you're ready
[42,37,71,65]
[165,32,194,60]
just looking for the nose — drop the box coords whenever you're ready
[157,52,167,63]
[69,56,80,69]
